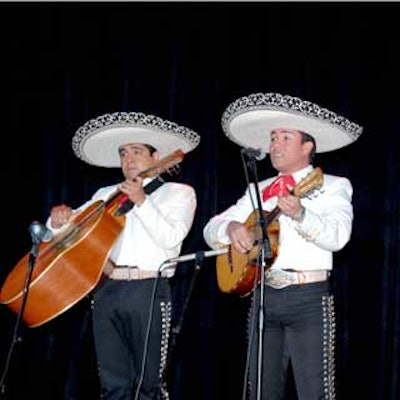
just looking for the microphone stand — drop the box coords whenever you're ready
[0,236,41,397]
[243,153,272,400]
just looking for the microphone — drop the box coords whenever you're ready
[242,147,267,161]
[28,221,53,244]
[163,248,228,266]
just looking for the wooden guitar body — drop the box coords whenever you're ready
[0,201,124,327]
[216,167,324,297]
[0,150,184,328]
[216,211,279,297]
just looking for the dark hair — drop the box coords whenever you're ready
[300,131,316,162]
[143,144,158,155]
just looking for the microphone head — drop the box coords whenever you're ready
[29,221,53,243]
[242,147,267,161]
[255,149,267,161]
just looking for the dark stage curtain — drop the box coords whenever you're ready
[0,3,399,399]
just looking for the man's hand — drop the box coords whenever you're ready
[50,204,73,229]
[277,193,304,221]
[118,177,146,206]
[226,221,254,253]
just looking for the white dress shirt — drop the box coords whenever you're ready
[203,165,353,271]
[47,178,197,273]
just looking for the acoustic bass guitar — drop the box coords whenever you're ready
[0,150,184,328]
[216,167,324,297]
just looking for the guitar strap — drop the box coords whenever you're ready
[114,177,165,217]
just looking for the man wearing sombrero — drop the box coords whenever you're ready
[204,93,363,399]
[47,112,200,399]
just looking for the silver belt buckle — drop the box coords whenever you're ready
[265,269,297,289]
[126,266,139,280]
[107,266,138,280]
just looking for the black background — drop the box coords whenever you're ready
[0,3,398,399]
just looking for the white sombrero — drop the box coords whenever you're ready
[221,93,363,153]
[72,112,201,167]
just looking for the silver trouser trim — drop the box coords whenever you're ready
[322,294,336,399]
[159,301,172,400]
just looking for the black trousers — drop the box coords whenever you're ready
[92,278,172,400]
[248,281,336,400]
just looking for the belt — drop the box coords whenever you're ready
[107,265,175,281]
[265,269,329,289]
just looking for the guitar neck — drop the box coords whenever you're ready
[104,149,185,209]
[266,206,281,224]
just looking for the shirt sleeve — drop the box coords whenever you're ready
[132,183,197,250]
[293,176,353,251]
[203,184,256,249]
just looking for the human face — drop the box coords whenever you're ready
[119,143,160,180]
[269,129,312,174]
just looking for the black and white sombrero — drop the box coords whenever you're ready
[221,93,363,153]
[72,112,201,167]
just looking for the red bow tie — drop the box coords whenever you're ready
[262,175,296,202]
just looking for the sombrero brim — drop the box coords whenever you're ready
[72,112,200,167]
[222,93,363,153]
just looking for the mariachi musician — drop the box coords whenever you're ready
[48,112,200,400]
[203,93,362,400]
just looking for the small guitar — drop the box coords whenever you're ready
[216,167,324,297]
[0,149,185,328]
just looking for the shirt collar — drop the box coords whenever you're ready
[286,164,314,183]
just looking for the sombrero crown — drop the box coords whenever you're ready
[221,92,363,153]
[72,111,200,167]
